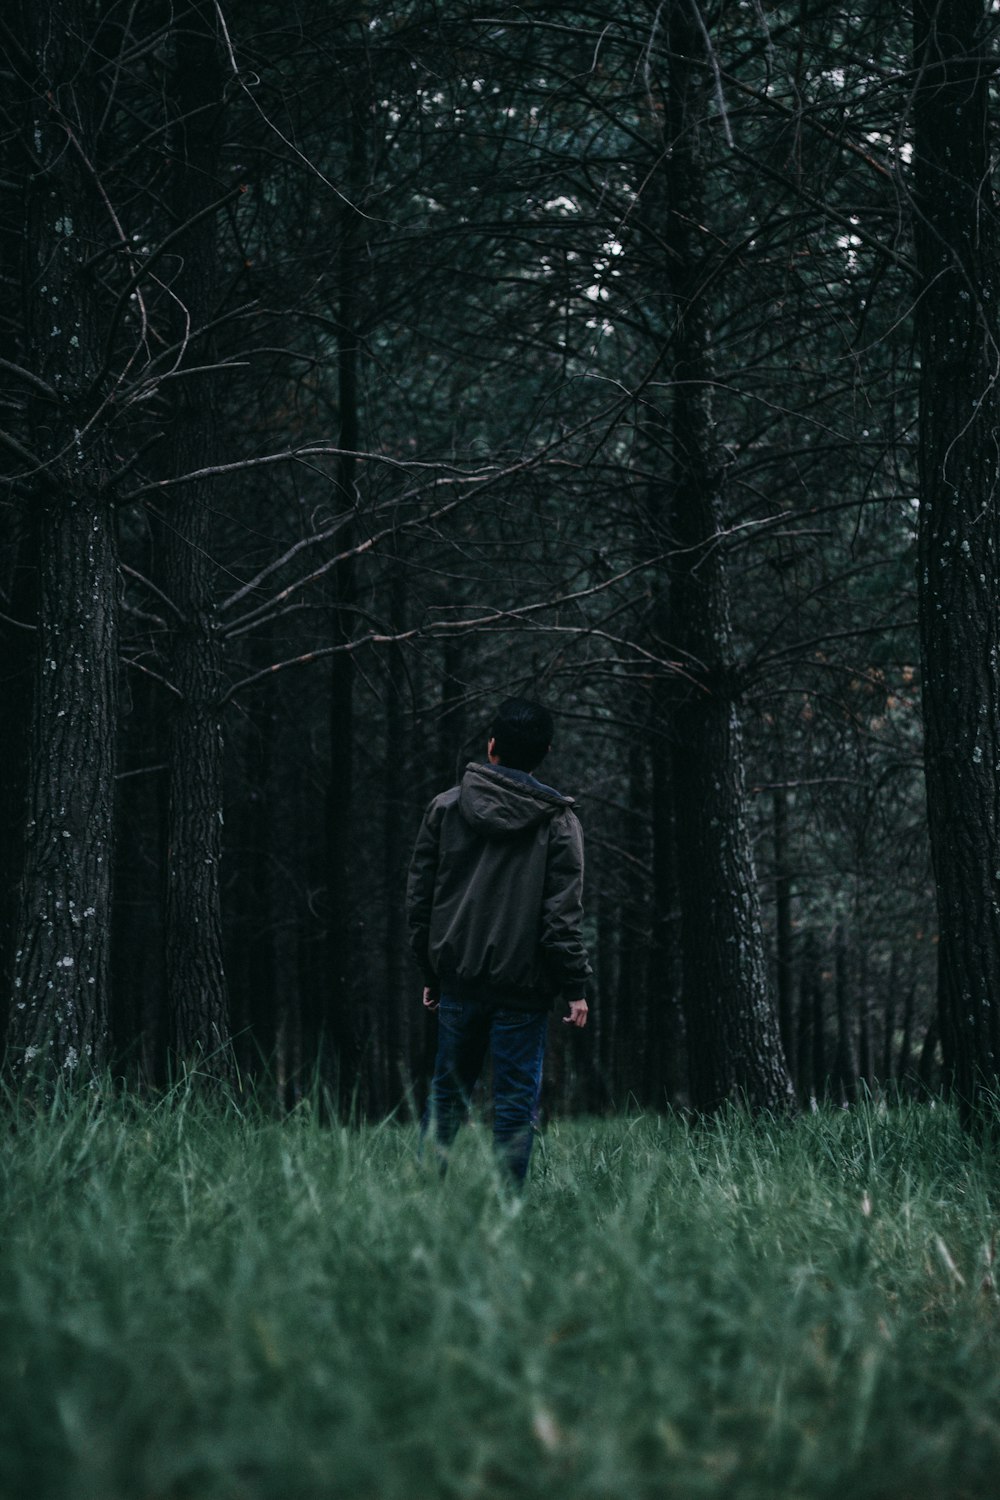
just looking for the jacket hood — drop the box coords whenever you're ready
[458,762,573,837]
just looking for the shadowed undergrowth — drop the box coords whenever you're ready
[1,1090,999,1499]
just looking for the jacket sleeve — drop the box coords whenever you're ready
[406,799,441,984]
[540,809,592,1001]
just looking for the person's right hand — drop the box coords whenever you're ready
[422,987,440,1011]
[563,999,588,1028]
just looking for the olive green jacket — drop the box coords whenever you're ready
[406,761,592,1010]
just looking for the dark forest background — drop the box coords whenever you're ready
[5,0,998,1121]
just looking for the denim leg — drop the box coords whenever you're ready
[490,1008,548,1183]
[421,997,490,1168]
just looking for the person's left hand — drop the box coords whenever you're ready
[422,986,440,1011]
[563,999,588,1028]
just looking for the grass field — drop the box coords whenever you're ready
[2,1090,999,1500]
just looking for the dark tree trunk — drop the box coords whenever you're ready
[857,947,873,1093]
[163,547,229,1072]
[833,921,856,1104]
[913,0,1000,1128]
[160,3,232,1080]
[6,0,119,1086]
[383,574,411,1113]
[811,941,828,1102]
[8,501,118,1083]
[0,50,33,1042]
[436,635,469,792]
[660,10,793,1115]
[618,740,649,1104]
[882,949,899,1083]
[325,630,357,1102]
[255,704,305,1107]
[796,940,815,1105]
[649,712,686,1108]
[918,1012,941,1092]
[773,784,796,1086]
[323,91,369,1112]
[596,882,618,1111]
[898,976,917,1084]
[112,675,168,1086]
[0,512,36,1043]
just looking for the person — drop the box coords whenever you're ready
[407,697,591,1183]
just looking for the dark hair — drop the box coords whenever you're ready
[490,698,554,771]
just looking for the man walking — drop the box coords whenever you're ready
[407,698,591,1183]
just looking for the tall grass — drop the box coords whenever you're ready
[2,1088,999,1499]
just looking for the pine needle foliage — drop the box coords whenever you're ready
[2,1088,999,1498]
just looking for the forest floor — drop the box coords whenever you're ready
[1,1090,998,1499]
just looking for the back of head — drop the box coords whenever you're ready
[490,698,553,772]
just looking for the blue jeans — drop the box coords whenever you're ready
[422,996,548,1183]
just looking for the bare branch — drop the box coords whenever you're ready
[121,563,185,622]
[0,608,35,632]
[0,358,58,400]
[0,428,41,470]
[122,445,490,503]
[122,657,183,697]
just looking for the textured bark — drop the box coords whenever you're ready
[913,0,1000,1126]
[0,513,36,1038]
[8,500,118,1083]
[160,3,232,1078]
[6,0,120,1086]
[661,10,794,1114]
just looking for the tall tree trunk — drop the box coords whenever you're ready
[324,91,368,1111]
[160,2,232,1080]
[773,784,797,1087]
[0,56,33,1047]
[660,9,793,1114]
[383,574,411,1113]
[918,1012,941,1092]
[253,703,305,1107]
[436,635,468,791]
[618,740,649,1103]
[833,921,856,1104]
[6,0,119,1087]
[112,681,168,1087]
[898,973,917,1085]
[913,0,1000,1128]
[0,513,36,1044]
[8,501,118,1084]
[857,946,873,1093]
[649,705,686,1108]
[796,938,815,1105]
[882,948,899,1084]
[810,937,828,1102]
